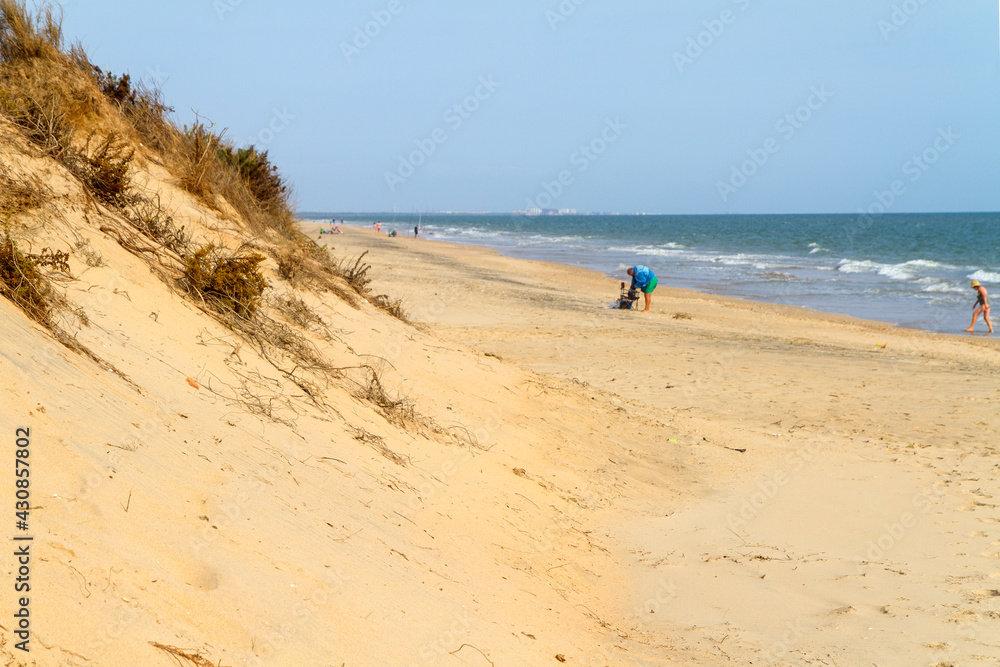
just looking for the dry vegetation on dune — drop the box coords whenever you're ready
[0,0,413,420]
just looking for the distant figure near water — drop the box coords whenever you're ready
[414,224,419,238]
[966,280,993,333]
[626,265,657,313]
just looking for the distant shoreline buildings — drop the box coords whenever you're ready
[516,208,579,216]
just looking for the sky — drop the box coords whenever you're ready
[61,1,1000,215]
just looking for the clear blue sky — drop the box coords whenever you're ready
[62,1,1000,214]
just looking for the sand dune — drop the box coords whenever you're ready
[1,129,694,664]
[2,123,999,663]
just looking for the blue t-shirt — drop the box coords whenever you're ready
[630,265,654,290]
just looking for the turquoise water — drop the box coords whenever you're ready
[301,212,1000,333]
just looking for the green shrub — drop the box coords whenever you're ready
[183,244,267,317]
[90,68,136,107]
[0,228,49,323]
[80,134,134,207]
[217,145,288,213]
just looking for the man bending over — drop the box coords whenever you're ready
[627,265,657,313]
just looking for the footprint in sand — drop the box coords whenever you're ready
[187,566,220,591]
[829,605,856,616]
[947,608,980,623]
[967,589,1000,602]
[880,604,915,617]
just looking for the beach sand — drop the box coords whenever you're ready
[2,167,1000,664]
[321,225,1000,665]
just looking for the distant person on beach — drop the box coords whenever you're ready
[627,266,657,313]
[966,280,993,333]
[333,224,342,234]
[414,225,419,238]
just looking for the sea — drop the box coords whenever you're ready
[299,212,1000,334]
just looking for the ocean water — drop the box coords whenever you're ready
[300,212,1000,334]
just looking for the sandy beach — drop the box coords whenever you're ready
[317,225,1000,665]
[3,189,1000,664]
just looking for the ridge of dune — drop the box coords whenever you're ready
[0,96,702,664]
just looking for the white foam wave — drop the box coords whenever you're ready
[904,259,957,270]
[836,259,878,274]
[969,270,1000,284]
[708,253,788,269]
[837,258,952,282]
[842,259,908,279]
[614,243,688,257]
[919,279,965,294]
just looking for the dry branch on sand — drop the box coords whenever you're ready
[25,246,68,272]
[349,425,409,466]
[0,160,47,213]
[270,292,332,338]
[149,642,224,667]
[358,364,415,426]
[335,250,408,321]
[338,250,372,293]
[123,193,191,254]
[269,243,359,307]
